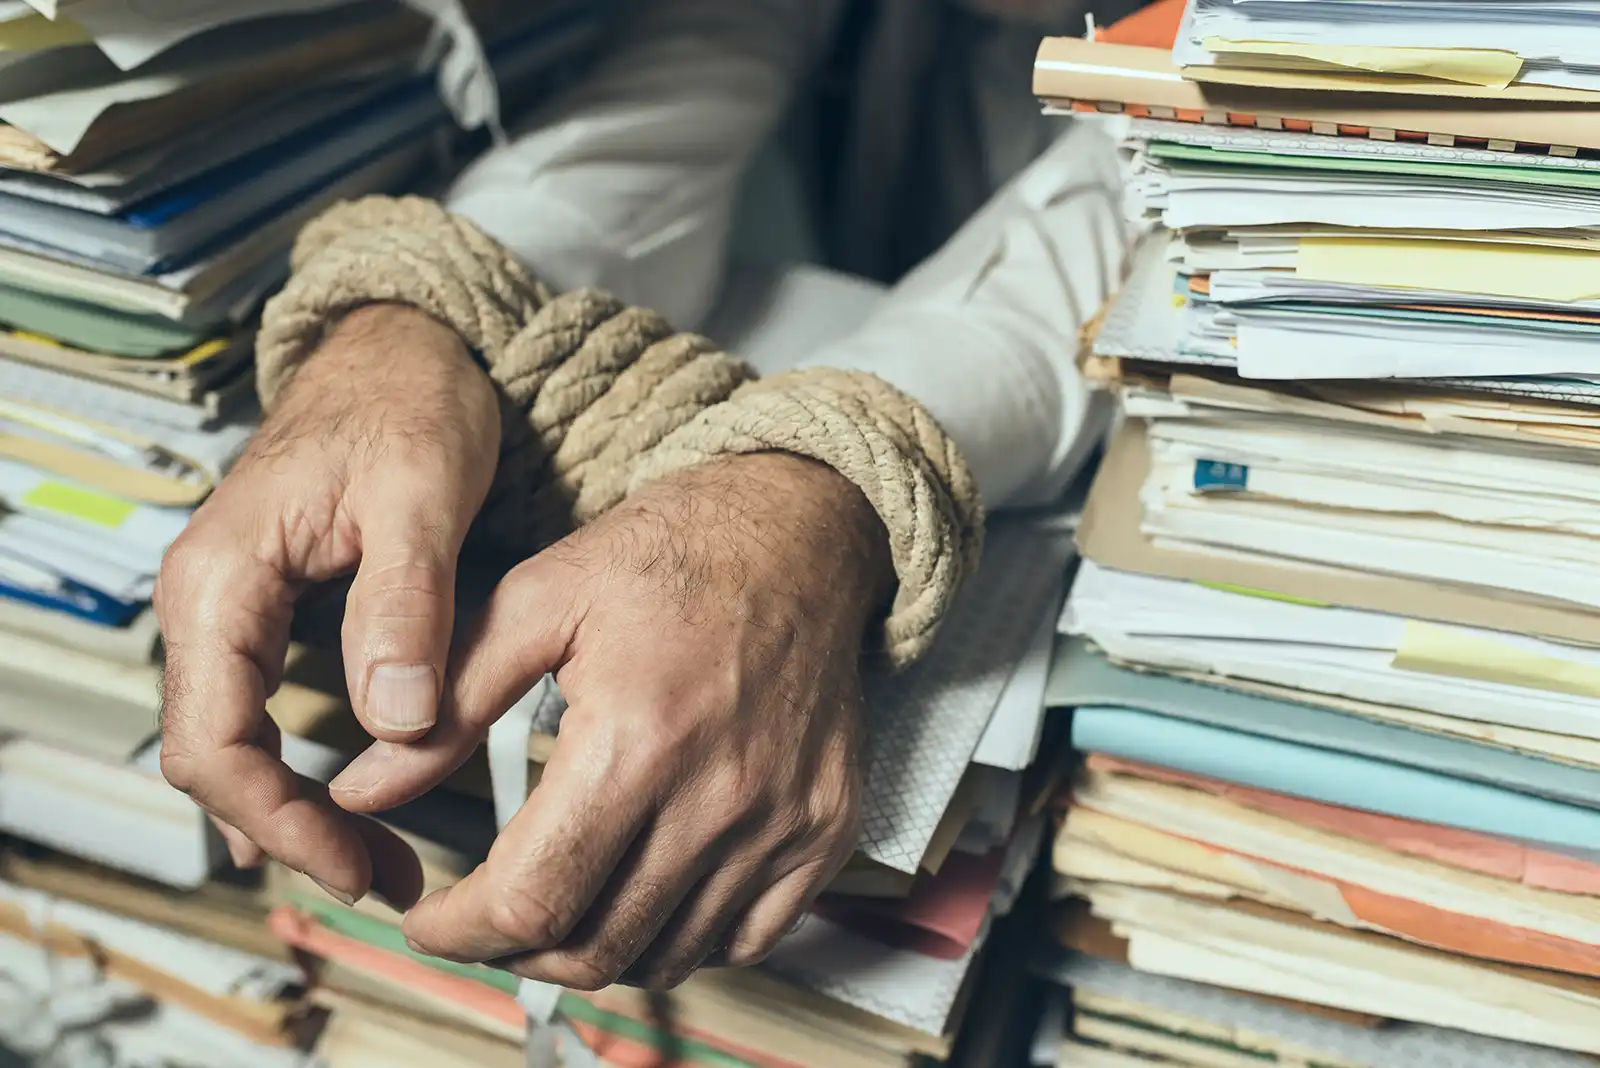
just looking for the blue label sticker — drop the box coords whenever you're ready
[1193,459,1249,493]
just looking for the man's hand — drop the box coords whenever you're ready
[156,304,500,907]
[325,453,893,989]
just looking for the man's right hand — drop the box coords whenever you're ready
[156,303,500,907]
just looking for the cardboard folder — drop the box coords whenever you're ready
[1035,38,1600,152]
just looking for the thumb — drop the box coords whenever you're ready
[341,489,464,742]
[328,551,585,812]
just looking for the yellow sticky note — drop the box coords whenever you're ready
[1393,620,1600,700]
[24,481,136,529]
[1203,37,1522,88]
[0,15,90,52]
[1297,237,1600,304]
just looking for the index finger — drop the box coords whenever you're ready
[156,533,378,902]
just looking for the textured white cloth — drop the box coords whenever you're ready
[445,0,1130,509]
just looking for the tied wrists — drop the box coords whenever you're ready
[255,196,984,666]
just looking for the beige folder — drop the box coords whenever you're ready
[1035,38,1600,153]
[1077,420,1600,646]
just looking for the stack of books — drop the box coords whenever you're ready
[1031,0,1600,1064]
[0,2,600,1062]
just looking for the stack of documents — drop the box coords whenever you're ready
[1030,1,1600,1063]
[0,0,601,627]
[1174,0,1600,95]
[0,5,604,1061]
[0,841,311,1068]
[0,0,601,869]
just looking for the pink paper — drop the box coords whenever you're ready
[1087,754,1600,896]
[812,847,1007,959]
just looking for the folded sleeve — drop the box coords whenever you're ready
[444,0,844,331]
[798,119,1133,510]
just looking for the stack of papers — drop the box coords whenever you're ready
[0,4,603,1064]
[1175,0,1600,95]
[0,849,310,1068]
[1032,1,1600,1064]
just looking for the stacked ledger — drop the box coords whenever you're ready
[1033,2,1600,1066]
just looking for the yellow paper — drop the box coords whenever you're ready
[22,481,136,529]
[1393,620,1600,700]
[1203,37,1522,88]
[1197,581,1328,608]
[1297,237,1600,303]
[0,14,90,52]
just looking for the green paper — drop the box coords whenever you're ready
[0,283,213,357]
[1149,140,1600,192]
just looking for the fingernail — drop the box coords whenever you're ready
[329,744,396,798]
[311,877,360,908]
[367,664,437,732]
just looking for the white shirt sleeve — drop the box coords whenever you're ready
[799,119,1132,511]
[444,0,844,331]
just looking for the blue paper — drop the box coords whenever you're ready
[0,578,143,627]
[1073,705,1600,852]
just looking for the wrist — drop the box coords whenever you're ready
[721,452,896,622]
[271,301,500,453]
[319,302,472,369]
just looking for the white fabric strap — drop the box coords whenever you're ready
[488,680,600,1068]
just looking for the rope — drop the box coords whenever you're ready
[256,197,984,666]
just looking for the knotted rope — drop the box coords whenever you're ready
[257,197,982,665]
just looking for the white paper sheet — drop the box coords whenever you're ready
[59,0,358,70]
[1063,561,1600,739]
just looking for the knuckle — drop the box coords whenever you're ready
[157,742,198,795]
[157,536,210,601]
[698,765,766,831]
[646,941,712,990]
[348,559,451,622]
[805,759,862,840]
[484,890,574,952]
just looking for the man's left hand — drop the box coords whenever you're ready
[326,452,893,990]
